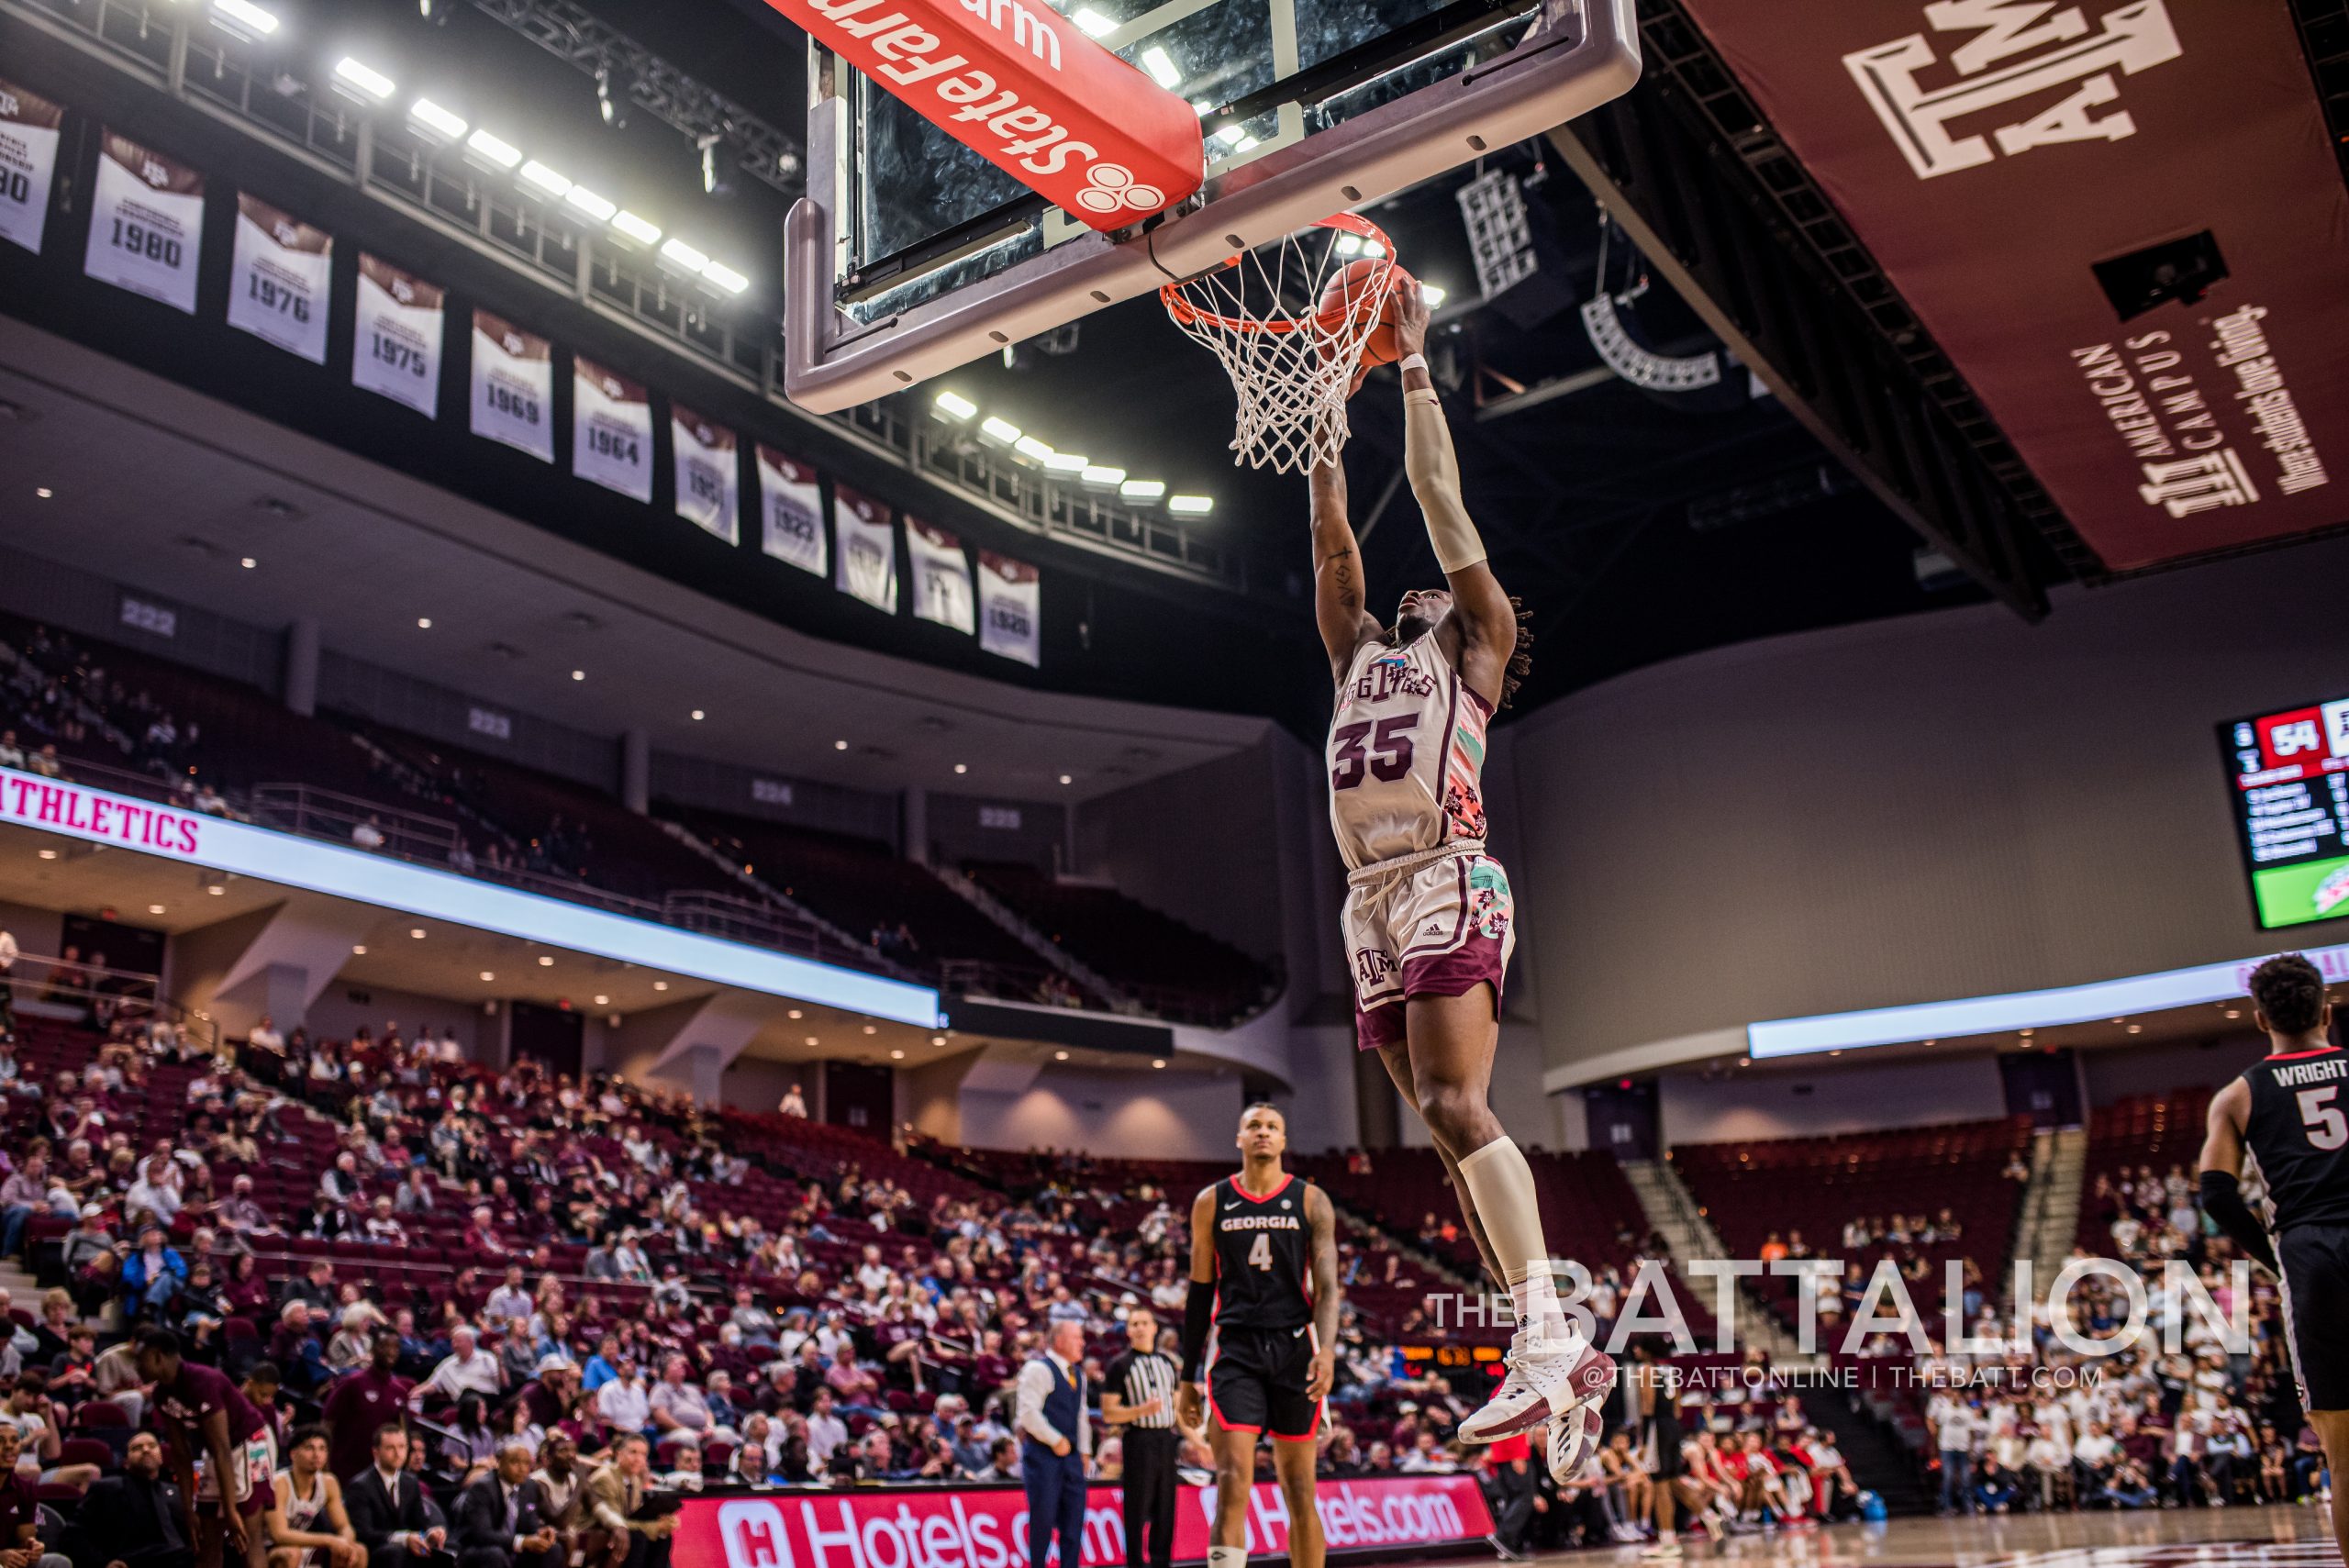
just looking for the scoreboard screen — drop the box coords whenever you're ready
[2221,697,2349,929]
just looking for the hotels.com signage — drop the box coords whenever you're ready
[678,1475,1492,1568]
[0,766,942,1028]
[771,0,1202,232]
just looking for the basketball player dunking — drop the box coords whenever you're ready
[1309,278,1612,1477]
[1176,1104,1338,1568]
[2199,952,2349,1554]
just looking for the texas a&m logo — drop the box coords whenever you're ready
[1844,0,2182,181]
[1353,948,1397,989]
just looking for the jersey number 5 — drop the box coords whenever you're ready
[1247,1234,1274,1271]
[1332,716,1418,790]
[2299,1085,2349,1150]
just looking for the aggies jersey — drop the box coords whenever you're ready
[2243,1043,2349,1232]
[1328,634,1490,873]
[1210,1174,1313,1330]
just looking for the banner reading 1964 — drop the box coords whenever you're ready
[573,356,654,502]
[471,309,555,462]
[0,77,63,255]
[84,130,205,314]
[226,195,331,365]
[353,254,444,418]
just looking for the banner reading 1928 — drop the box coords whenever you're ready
[0,76,62,255]
[84,130,204,314]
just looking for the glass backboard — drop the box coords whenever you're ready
[784,0,1638,411]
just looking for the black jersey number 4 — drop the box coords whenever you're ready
[1210,1174,1313,1331]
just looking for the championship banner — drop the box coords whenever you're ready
[833,484,898,613]
[0,77,63,255]
[758,0,1202,234]
[226,195,331,364]
[573,356,654,502]
[353,255,444,417]
[907,518,974,634]
[674,405,740,542]
[84,130,204,314]
[470,309,555,462]
[673,1473,1494,1568]
[977,550,1040,666]
[1675,0,2346,571]
[757,445,829,577]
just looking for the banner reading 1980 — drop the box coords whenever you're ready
[84,129,204,314]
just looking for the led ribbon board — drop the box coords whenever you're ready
[0,767,941,1027]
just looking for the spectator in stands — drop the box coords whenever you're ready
[0,927,15,1044]
[0,734,19,771]
[60,1429,184,1568]
[28,745,61,779]
[595,1358,650,1438]
[345,1426,449,1568]
[284,1261,339,1318]
[777,1086,807,1118]
[327,1331,414,1483]
[0,1154,47,1260]
[118,1224,186,1321]
[352,817,387,851]
[582,1435,672,1568]
[804,1390,847,1472]
[526,1436,584,1568]
[417,1327,504,1407]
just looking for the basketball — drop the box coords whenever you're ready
[1318,259,1413,370]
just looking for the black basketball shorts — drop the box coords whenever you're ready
[2277,1222,2349,1411]
[1208,1325,1322,1441]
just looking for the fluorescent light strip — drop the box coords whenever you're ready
[659,238,710,272]
[1072,6,1115,36]
[563,185,618,222]
[211,0,279,34]
[1168,494,1213,516]
[518,161,572,198]
[1013,434,1055,462]
[408,99,467,139]
[1119,479,1165,501]
[0,765,942,1026]
[1141,47,1180,88]
[933,390,978,421]
[611,210,662,244]
[700,262,750,295]
[465,128,522,168]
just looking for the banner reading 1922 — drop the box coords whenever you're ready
[674,1474,1493,1568]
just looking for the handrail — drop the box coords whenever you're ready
[2,948,219,1056]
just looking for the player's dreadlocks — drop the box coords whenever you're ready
[1499,596,1533,709]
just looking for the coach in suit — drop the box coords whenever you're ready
[1016,1321,1091,1568]
[346,1426,452,1568]
[455,1439,561,1568]
[62,1432,192,1568]
[581,1435,673,1568]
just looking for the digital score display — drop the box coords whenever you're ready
[2221,697,2349,929]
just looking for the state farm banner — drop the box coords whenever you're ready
[471,309,554,462]
[674,405,740,542]
[907,518,974,634]
[353,255,444,418]
[0,78,63,254]
[762,0,1202,233]
[758,445,829,576]
[977,550,1040,666]
[672,1473,1493,1568]
[573,356,654,501]
[84,130,204,313]
[1675,0,2346,571]
[833,484,898,614]
[226,195,331,364]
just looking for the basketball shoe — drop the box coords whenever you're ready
[1457,1321,1616,1443]
[1544,1403,1605,1485]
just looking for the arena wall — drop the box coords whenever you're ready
[1656,1054,2009,1144]
[1501,534,2349,1086]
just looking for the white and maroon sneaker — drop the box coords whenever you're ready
[1456,1324,1617,1444]
[1544,1402,1606,1485]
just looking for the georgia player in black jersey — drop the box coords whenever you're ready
[1175,1105,1339,1568]
[2199,952,2349,1555]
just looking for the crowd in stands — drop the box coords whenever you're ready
[0,617,1274,1027]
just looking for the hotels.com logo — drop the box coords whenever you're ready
[720,1502,792,1568]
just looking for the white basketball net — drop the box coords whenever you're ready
[1161,214,1402,475]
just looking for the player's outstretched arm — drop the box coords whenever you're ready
[1394,278,1515,707]
[2196,1079,2277,1272]
[1312,448,1380,680]
[1304,1185,1341,1402]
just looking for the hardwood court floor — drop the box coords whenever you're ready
[1522,1505,2339,1568]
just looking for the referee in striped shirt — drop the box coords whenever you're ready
[1103,1307,1182,1568]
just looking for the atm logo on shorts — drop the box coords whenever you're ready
[1353,949,1397,988]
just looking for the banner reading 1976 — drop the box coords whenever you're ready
[227,195,332,365]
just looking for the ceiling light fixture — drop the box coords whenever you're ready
[1058,773,1073,784]
[210,0,281,38]
[149,904,166,915]
[690,709,705,721]
[611,210,662,245]
[1140,47,1180,88]
[933,390,978,421]
[594,995,609,1006]
[417,617,432,629]
[1119,479,1165,503]
[1072,7,1115,35]
[1152,1058,1166,1068]
[1080,465,1125,491]
[700,263,750,295]
[862,1024,877,1035]
[240,557,257,570]
[571,670,584,682]
[518,161,573,199]
[410,928,426,939]
[1042,451,1088,474]
[333,57,396,102]
[1054,1050,1070,1061]
[34,487,52,499]
[978,416,1021,448]
[931,1035,947,1046]
[480,971,495,982]
[953,763,968,774]
[564,185,619,223]
[805,1035,819,1047]
[652,981,668,991]
[464,128,523,169]
[1012,434,1055,463]
[890,1049,905,1059]
[833,740,848,751]
[1420,284,1449,306]
[658,238,710,273]
[788,1009,804,1019]
[36,850,56,860]
[1168,494,1214,517]
[408,99,467,140]
[352,944,367,955]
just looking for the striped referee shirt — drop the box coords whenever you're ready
[1105,1347,1179,1430]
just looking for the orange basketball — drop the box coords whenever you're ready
[1318,259,1412,370]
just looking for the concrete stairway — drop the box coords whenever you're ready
[1620,1156,1814,1366]
[2008,1126,2088,1298]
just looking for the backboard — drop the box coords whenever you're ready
[783,0,1639,411]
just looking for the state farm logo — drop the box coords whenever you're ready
[1844,0,2182,181]
[719,1501,793,1568]
[1074,161,1163,216]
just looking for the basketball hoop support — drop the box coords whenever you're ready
[783,0,1640,413]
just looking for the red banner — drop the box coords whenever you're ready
[1674,0,2347,572]
[771,0,1201,233]
[674,1473,1494,1568]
